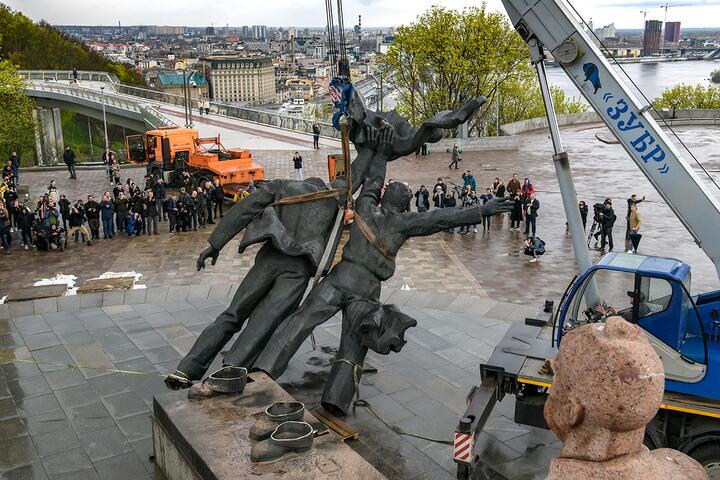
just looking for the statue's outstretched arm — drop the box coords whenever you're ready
[207,180,277,251]
[392,97,486,158]
[401,196,514,237]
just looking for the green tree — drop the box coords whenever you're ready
[0,60,36,164]
[382,5,586,136]
[0,4,144,85]
[653,84,720,110]
[711,70,720,84]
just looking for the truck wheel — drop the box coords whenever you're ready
[690,442,720,479]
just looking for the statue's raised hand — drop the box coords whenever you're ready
[363,125,394,157]
[197,246,220,271]
[480,196,514,216]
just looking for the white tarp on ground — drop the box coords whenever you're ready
[34,273,78,295]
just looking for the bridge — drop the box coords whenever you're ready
[21,70,340,164]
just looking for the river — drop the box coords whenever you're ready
[546,59,720,103]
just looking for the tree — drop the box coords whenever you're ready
[653,84,720,110]
[711,70,720,84]
[0,60,36,164]
[0,4,144,85]
[382,5,586,136]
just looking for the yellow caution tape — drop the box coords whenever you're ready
[0,356,163,376]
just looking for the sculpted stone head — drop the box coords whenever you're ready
[545,316,664,461]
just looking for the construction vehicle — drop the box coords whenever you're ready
[124,126,264,195]
[454,0,720,478]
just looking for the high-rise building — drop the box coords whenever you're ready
[251,25,267,41]
[664,21,681,42]
[643,20,662,55]
[201,56,276,104]
[241,26,249,39]
[595,23,616,40]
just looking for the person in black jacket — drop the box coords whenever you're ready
[196,187,208,229]
[99,192,114,239]
[211,179,225,219]
[523,192,540,237]
[165,195,178,234]
[414,185,430,212]
[154,178,167,221]
[579,201,589,230]
[115,192,128,233]
[597,198,617,252]
[67,204,92,246]
[63,146,77,179]
[58,194,71,230]
[188,190,199,231]
[16,205,34,249]
[145,191,159,235]
[443,191,457,233]
[510,193,523,231]
[84,195,101,239]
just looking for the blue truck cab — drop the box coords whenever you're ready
[558,252,719,401]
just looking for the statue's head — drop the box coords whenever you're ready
[382,182,412,213]
[545,316,664,446]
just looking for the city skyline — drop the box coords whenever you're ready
[6,0,720,30]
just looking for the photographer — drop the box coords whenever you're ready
[16,205,34,249]
[58,194,71,230]
[48,224,66,251]
[99,192,115,239]
[523,192,540,237]
[432,185,445,209]
[67,202,92,246]
[414,185,430,213]
[597,198,616,252]
[115,192,128,233]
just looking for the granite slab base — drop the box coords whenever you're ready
[152,372,386,480]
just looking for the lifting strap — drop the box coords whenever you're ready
[353,213,395,261]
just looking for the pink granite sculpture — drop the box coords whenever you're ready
[545,316,707,479]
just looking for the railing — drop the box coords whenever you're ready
[26,80,177,128]
[20,69,338,138]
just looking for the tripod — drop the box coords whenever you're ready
[587,220,601,248]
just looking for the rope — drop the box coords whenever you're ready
[334,358,453,445]
[0,356,163,377]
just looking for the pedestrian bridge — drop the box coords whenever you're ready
[21,70,342,163]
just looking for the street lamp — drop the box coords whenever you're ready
[183,69,198,128]
[100,86,109,153]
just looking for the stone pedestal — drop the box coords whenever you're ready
[152,372,385,480]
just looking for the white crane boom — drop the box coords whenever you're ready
[502,0,720,280]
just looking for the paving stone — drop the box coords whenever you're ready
[389,387,427,404]
[94,452,151,480]
[9,302,35,319]
[0,331,25,350]
[41,446,93,476]
[54,383,98,409]
[361,372,412,396]
[87,373,134,398]
[13,315,52,337]
[0,416,27,439]
[405,329,453,352]
[104,344,143,364]
[8,375,52,401]
[33,297,59,315]
[65,344,116,379]
[2,461,49,480]
[0,303,10,320]
[57,296,82,313]
[485,415,532,443]
[384,289,415,306]
[0,434,39,471]
[16,393,62,417]
[89,327,130,350]
[142,311,176,328]
[31,424,81,458]
[77,425,132,462]
[21,411,68,436]
[359,393,415,424]
[123,289,147,305]
[129,437,154,474]
[43,368,87,391]
[165,286,190,302]
[31,345,75,373]
[143,345,180,365]
[207,283,231,300]
[78,294,103,309]
[47,467,101,480]
[186,284,211,301]
[23,332,61,352]
[128,331,168,351]
[116,412,152,443]
[55,330,94,347]
[101,291,125,307]
[144,286,169,304]
[100,391,148,421]
[130,303,166,317]
[65,401,115,433]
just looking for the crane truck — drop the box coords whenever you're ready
[454,1,720,478]
[125,127,265,196]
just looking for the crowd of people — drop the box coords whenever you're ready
[0,155,255,255]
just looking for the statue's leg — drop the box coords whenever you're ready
[175,247,279,380]
[222,257,312,368]
[252,278,345,379]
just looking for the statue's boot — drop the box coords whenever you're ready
[250,421,314,463]
[164,371,192,390]
[249,401,305,441]
[188,366,248,399]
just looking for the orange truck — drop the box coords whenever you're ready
[125,127,264,195]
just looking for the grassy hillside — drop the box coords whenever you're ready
[0,3,144,85]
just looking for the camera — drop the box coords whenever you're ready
[593,202,604,223]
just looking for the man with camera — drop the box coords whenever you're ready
[593,198,617,252]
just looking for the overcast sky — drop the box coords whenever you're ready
[6,0,720,29]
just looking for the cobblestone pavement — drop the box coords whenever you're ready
[0,287,558,480]
[3,124,719,304]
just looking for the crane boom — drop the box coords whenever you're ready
[502,0,720,279]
